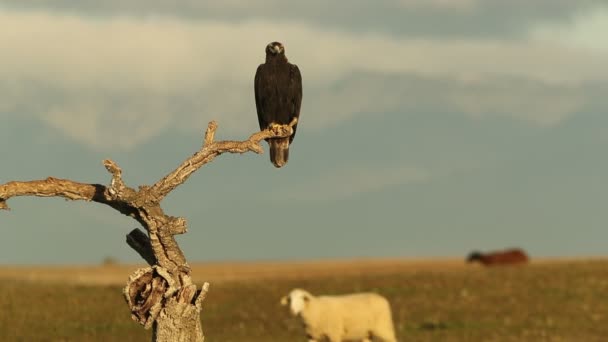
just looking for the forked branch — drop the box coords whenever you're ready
[0,120,295,342]
[0,120,294,211]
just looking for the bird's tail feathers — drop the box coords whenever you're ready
[269,138,290,168]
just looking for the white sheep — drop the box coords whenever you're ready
[281,288,397,342]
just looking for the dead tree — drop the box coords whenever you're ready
[0,119,297,342]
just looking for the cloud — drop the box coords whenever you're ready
[392,0,478,10]
[275,165,430,201]
[0,8,606,149]
[3,0,604,39]
[2,8,603,85]
[446,78,589,126]
[531,7,608,53]
[320,73,598,127]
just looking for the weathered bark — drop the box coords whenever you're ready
[0,120,295,341]
[153,298,205,342]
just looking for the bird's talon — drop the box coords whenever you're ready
[269,123,282,133]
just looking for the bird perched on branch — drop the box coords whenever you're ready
[254,41,303,168]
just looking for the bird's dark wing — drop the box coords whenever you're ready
[288,64,303,142]
[254,64,268,131]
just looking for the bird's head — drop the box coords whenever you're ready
[265,41,285,56]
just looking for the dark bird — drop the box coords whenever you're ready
[467,248,530,266]
[254,41,302,168]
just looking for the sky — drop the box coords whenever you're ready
[1,1,607,264]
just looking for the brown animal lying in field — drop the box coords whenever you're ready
[467,248,529,266]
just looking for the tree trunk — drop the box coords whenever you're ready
[153,300,204,342]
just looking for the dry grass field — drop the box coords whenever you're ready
[1,258,607,341]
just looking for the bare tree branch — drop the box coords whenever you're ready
[0,177,103,210]
[150,119,295,201]
[127,228,157,266]
[0,121,295,341]
[104,159,129,196]
[0,121,293,212]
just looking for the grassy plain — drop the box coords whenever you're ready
[1,258,607,341]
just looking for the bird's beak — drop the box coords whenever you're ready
[273,45,282,54]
